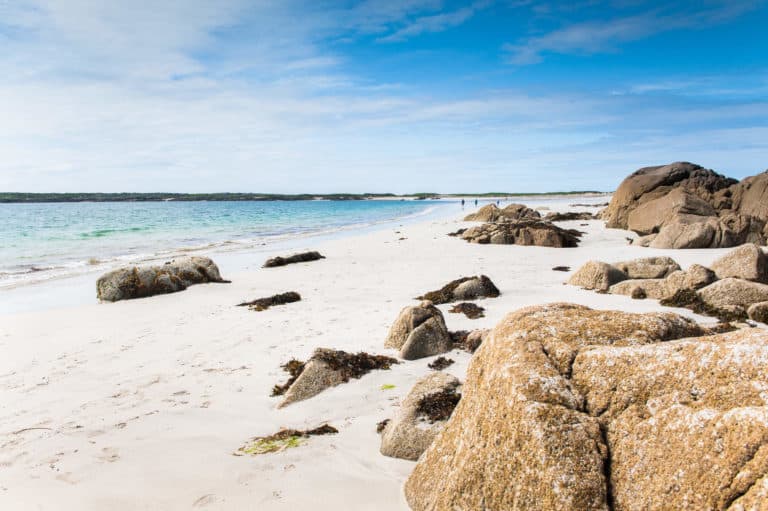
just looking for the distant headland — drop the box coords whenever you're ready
[0,191,608,203]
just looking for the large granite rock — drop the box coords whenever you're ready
[603,162,767,249]
[379,372,460,461]
[609,278,669,299]
[384,301,452,360]
[568,261,628,291]
[463,203,540,222]
[96,256,228,302]
[461,220,582,247]
[405,303,768,511]
[405,304,711,511]
[612,256,680,279]
[711,243,768,283]
[602,162,737,230]
[698,278,768,309]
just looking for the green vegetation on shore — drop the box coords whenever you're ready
[0,190,608,203]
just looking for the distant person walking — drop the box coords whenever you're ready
[461,199,465,208]
[474,199,478,206]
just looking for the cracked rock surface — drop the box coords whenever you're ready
[405,303,768,511]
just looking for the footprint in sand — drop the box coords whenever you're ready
[98,447,119,463]
[192,494,217,507]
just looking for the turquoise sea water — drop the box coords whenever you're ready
[0,200,446,287]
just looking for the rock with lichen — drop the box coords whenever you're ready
[710,243,768,283]
[697,277,768,309]
[612,256,680,279]
[405,303,767,511]
[384,301,452,360]
[568,261,628,291]
[379,372,460,461]
[96,256,228,302]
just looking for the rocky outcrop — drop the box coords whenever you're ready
[379,372,460,461]
[405,303,768,511]
[278,349,398,407]
[602,162,768,249]
[568,261,628,291]
[612,256,680,279]
[96,256,228,302]
[711,243,768,283]
[748,301,768,324]
[608,263,716,300]
[416,275,500,304]
[697,278,768,310]
[384,301,452,360]
[602,162,737,230]
[463,203,540,222]
[460,220,582,247]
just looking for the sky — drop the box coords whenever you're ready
[0,0,766,193]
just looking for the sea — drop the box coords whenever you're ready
[0,199,450,289]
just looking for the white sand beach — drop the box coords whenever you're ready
[0,199,753,510]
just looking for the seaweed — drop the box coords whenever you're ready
[447,228,467,237]
[237,291,301,311]
[263,251,325,268]
[376,419,390,434]
[271,359,306,396]
[449,302,485,319]
[417,275,500,304]
[659,288,748,322]
[552,266,571,272]
[312,350,399,382]
[416,387,461,423]
[236,424,338,456]
[428,357,455,370]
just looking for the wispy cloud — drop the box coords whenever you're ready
[377,1,491,42]
[504,1,761,65]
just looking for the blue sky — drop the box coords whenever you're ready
[0,0,766,193]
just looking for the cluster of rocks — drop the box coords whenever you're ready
[460,203,585,247]
[459,219,583,247]
[568,244,768,323]
[544,211,595,222]
[463,203,540,222]
[96,256,229,302]
[601,162,768,248]
[404,303,768,510]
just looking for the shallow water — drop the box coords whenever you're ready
[0,199,446,287]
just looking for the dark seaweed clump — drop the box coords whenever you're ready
[263,251,325,268]
[417,387,461,423]
[449,302,485,319]
[262,424,338,442]
[659,288,748,322]
[376,419,390,434]
[313,349,399,382]
[447,228,467,237]
[237,291,301,311]
[271,359,306,397]
[552,266,571,272]
[417,275,500,304]
[428,357,455,370]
